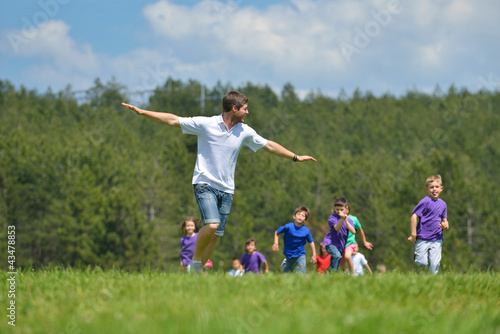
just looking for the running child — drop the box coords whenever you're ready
[408,174,449,274]
[272,206,317,274]
[323,197,356,274]
[240,238,269,274]
[180,217,200,272]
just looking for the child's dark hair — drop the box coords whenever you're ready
[181,217,200,235]
[245,238,256,247]
[294,205,310,220]
[333,197,349,207]
[345,199,352,213]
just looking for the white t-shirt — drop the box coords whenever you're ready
[179,114,267,193]
[351,253,368,276]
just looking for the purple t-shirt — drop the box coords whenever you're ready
[412,196,447,241]
[323,214,354,252]
[180,233,197,266]
[240,251,266,274]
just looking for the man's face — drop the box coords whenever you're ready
[233,104,249,123]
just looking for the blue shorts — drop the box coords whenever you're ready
[282,255,307,274]
[193,183,233,236]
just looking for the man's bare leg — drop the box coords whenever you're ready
[202,235,219,266]
[191,223,218,273]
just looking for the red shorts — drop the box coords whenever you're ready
[340,243,357,264]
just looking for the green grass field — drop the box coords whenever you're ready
[2,269,499,334]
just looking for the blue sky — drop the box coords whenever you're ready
[1,0,499,100]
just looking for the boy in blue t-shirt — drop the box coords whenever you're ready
[272,206,317,274]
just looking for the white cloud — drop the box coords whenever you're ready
[1,0,498,97]
[143,0,356,79]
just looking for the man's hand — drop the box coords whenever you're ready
[297,155,317,162]
[272,243,279,252]
[121,102,142,115]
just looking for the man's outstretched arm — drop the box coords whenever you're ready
[121,102,180,128]
[263,140,316,162]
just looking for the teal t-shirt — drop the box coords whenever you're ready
[345,214,362,247]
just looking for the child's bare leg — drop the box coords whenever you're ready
[344,248,353,274]
[346,257,354,276]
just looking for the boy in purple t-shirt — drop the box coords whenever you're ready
[240,238,268,274]
[408,175,449,274]
[323,197,356,274]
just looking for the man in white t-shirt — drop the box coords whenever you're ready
[122,90,316,273]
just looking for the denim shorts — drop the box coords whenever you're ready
[282,255,307,274]
[325,244,343,271]
[193,183,233,236]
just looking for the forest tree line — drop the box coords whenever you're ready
[0,78,499,272]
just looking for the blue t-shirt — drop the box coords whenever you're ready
[276,222,314,259]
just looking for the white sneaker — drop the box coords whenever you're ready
[190,261,202,275]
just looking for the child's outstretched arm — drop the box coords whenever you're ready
[408,213,419,242]
[346,218,356,234]
[440,218,449,230]
[263,260,269,274]
[309,241,317,264]
[272,231,280,251]
[358,228,373,250]
[364,263,373,275]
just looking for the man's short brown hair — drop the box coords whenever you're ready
[222,90,249,112]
